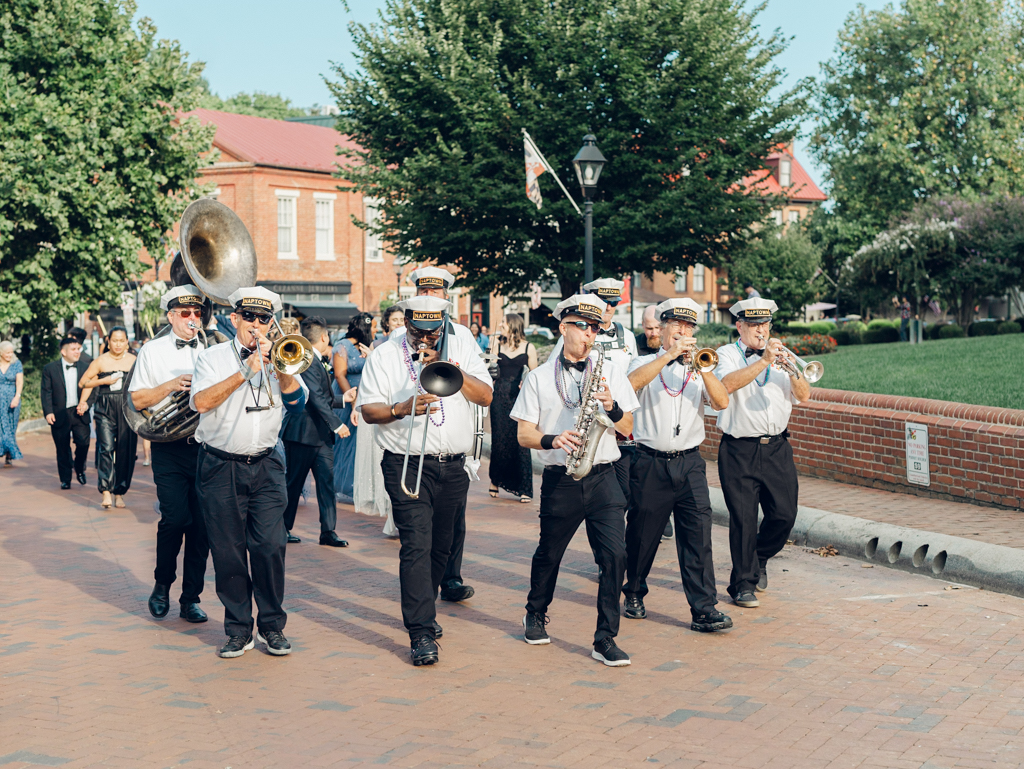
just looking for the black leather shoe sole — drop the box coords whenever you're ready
[439,585,475,602]
[60,482,71,490]
[76,473,87,485]
[180,604,208,623]
[319,535,349,547]
[412,650,438,666]
[148,595,169,619]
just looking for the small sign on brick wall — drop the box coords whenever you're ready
[905,422,930,486]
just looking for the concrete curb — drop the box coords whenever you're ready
[17,418,47,435]
[482,434,1024,598]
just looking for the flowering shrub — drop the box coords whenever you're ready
[780,333,837,356]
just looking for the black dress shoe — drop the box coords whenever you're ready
[76,471,87,486]
[439,582,475,602]
[411,634,439,666]
[623,594,647,619]
[286,531,301,543]
[319,531,349,547]
[60,481,71,490]
[180,603,208,623]
[148,583,170,618]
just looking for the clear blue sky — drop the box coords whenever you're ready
[135,0,890,188]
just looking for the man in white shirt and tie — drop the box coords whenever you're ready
[714,298,811,609]
[191,287,308,659]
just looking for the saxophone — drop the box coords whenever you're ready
[565,344,615,481]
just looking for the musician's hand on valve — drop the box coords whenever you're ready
[762,338,784,365]
[172,374,192,392]
[594,380,614,411]
[398,393,440,417]
[553,429,583,452]
[666,335,696,362]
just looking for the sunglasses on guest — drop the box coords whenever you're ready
[240,310,273,325]
[566,321,602,333]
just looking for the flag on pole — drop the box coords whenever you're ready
[525,137,546,210]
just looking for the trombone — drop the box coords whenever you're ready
[773,346,824,383]
[401,320,465,499]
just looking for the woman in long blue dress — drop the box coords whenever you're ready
[0,341,24,466]
[332,313,376,502]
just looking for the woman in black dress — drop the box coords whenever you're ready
[487,313,538,502]
[79,327,137,509]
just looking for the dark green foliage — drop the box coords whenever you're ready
[969,321,1000,337]
[867,318,897,330]
[725,226,823,321]
[329,0,805,298]
[831,328,862,346]
[998,321,1022,334]
[939,324,966,339]
[198,79,308,119]
[864,326,900,344]
[808,321,835,335]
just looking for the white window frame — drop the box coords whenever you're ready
[779,157,792,188]
[771,209,784,227]
[276,189,299,260]
[364,197,383,263]
[693,264,705,293]
[674,270,687,293]
[788,209,800,224]
[313,192,336,261]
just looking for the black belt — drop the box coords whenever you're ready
[723,430,789,445]
[543,462,612,474]
[201,443,275,464]
[636,444,699,459]
[384,450,465,463]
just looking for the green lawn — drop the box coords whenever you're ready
[813,334,1024,409]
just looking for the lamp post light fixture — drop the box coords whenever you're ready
[572,134,607,285]
[392,257,405,298]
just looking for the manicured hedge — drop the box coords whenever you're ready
[998,321,1022,334]
[864,326,900,344]
[938,324,966,339]
[808,321,836,335]
[968,321,1000,337]
[867,318,898,330]
[831,328,862,345]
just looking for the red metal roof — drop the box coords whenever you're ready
[741,151,827,202]
[184,109,359,173]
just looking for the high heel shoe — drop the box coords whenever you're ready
[101,491,112,509]
[488,486,499,499]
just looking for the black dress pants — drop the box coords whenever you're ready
[51,407,90,483]
[151,439,208,604]
[196,448,289,638]
[283,440,337,534]
[381,450,469,640]
[613,444,635,512]
[624,448,718,614]
[526,464,626,644]
[440,505,466,589]
[718,434,799,597]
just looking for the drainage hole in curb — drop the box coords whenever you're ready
[888,541,902,563]
[865,537,879,558]
[931,550,947,574]
[913,544,929,568]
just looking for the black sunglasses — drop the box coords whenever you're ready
[240,310,273,325]
[566,320,602,333]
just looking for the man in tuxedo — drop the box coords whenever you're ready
[41,337,94,489]
[281,316,352,547]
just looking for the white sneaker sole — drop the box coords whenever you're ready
[218,636,255,658]
[592,650,631,667]
[256,631,292,656]
[522,615,550,645]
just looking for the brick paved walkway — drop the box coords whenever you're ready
[3,433,1024,768]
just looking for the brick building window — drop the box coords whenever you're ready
[779,157,792,188]
[693,264,705,293]
[314,193,336,260]
[276,190,299,260]
[674,270,687,293]
[365,198,383,263]
[788,210,800,224]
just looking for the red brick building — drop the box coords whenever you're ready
[140,109,404,323]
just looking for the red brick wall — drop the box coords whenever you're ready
[699,389,1024,510]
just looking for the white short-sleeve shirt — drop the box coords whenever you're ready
[190,338,306,454]
[511,351,640,467]
[714,339,795,438]
[356,334,493,456]
[628,351,709,452]
[129,331,205,412]
[550,321,637,374]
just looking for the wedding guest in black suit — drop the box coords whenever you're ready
[41,337,95,489]
[281,316,353,547]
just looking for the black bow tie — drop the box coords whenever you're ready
[598,326,616,337]
[745,347,764,358]
[239,346,254,360]
[64,363,76,370]
[176,338,198,350]
[561,355,588,372]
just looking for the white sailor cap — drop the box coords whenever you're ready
[395,295,453,331]
[227,286,282,314]
[582,277,625,305]
[160,284,204,311]
[730,297,778,321]
[408,266,455,290]
[655,297,702,324]
[553,293,607,323]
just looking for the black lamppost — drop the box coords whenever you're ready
[572,134,607,285]
[392,257,405,298]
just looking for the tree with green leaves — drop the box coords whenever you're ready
[198,79,310,120]
[0,0,215,358]
[329,0,803,299]
[723,225,822,322]
[811,0,1024,233]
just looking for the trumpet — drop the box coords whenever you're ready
[683,346,719,375]
[773,345,823,383]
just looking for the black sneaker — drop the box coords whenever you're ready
[522,612,550,645]
[257,630,292,656]
[218,634,255,658]
[592,637,630,667]
[691,609,734,633]
[756,562,768,592]
[439,582,475,602]
[411,634,439,666]
[733,591,760,608]
[662,519,674,540]
[623,595,646,619]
